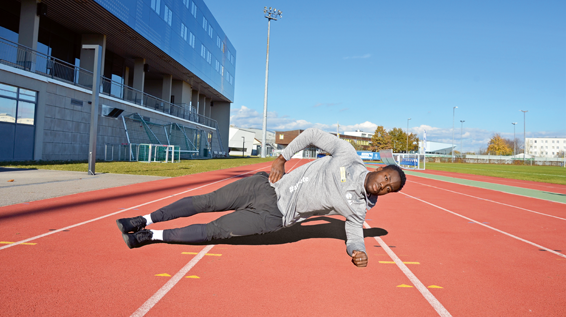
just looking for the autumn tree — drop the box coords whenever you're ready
[487,134,513,155]
[389,127,419,153]
[371,126,391,151]
[388,128,405,152]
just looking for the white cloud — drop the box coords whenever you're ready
[230,106,564,153]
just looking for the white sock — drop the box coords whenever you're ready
[143,214,153,226]
[151,230,163,241]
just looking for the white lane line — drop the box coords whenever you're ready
[364,222,452,317]
[130,158,304,316]
[400,192,566,259]
[0,165,271,251]
[411,181,566,221]
[408,173,566,205]
[131,245,214,317]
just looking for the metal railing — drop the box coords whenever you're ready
[0,36,218,129]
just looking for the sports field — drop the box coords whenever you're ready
[1,159,565,316]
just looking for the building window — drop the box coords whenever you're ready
[151,0,160,14]
[207,51,212,64]
[191,2,197,18]
[202,17,208,31]
[183,0,189,9]
[189,32,195,48]
[279,134,284,140]
[181,23,188,41]
[215,60,220,72]
[0,83,37,125]
[216,36,221,48]
[201,45,206,59]
[208,25,213,38]
[164,5,172,26]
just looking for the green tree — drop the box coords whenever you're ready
[371,126,391,151]
[487,134,513,155]
[388,128,405,152]
[388,128,419,153]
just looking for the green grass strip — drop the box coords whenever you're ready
[0,157,276,178]
[405,170,566,204]
[425,163,566,185]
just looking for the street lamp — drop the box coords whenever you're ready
[406,118,411,153]
[452,106,458,161]
[460,120,465,156]
[512,122,517,156]
[241,136,245,157]
[521,110,528,162]
[261,7,282,158]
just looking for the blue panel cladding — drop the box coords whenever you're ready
[94,0,236,102]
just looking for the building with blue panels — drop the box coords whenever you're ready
[0,0,234,161]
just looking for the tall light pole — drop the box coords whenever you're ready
[452,106,458,162]
[512,122,517,156]
[521,110,528,162]
[261,7,282,158]
[406,118,411,153]
[460,120,465,156]
[242,136,245,157]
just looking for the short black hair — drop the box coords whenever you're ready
[383,164,406,192]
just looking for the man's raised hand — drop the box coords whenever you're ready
[352,250,368,267]
[269,155,286,183]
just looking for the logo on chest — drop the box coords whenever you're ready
[289,176,309,193]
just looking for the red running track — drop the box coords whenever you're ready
[1,160,565,316]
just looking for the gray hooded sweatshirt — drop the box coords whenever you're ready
[270,128,377,256]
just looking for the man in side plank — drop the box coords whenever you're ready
[116,128,405,267]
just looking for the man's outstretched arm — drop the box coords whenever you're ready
[346,216,368,267]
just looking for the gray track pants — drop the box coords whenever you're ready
[150,172,284,243]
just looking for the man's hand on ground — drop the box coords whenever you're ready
[269,155,286,183]
[352,251,368,267]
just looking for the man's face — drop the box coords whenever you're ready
[364,167,401,196]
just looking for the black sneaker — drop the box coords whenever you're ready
[122,229,153,249]
[116,216,147,233]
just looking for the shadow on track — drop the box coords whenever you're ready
[169,217,388,246]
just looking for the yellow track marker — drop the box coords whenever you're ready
[379,261,420,264]
[185,275,200,279]
[0,241,36,245]
[155,273,171,277]
[428,285,443,289]
[397,284,413,288]
[182,252,221,256]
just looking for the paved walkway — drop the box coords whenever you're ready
[0,167,167,207]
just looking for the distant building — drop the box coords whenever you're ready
[418,141,455,155]
[228,127,256,156]
[526,137,566,158]
[235,127,276,156]
[343,130,374,138]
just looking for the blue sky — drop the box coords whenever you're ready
[206,0,565,152]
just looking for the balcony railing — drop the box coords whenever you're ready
[0,36,217,129]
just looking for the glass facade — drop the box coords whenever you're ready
[94,0,236,101]
[0,83,36,125]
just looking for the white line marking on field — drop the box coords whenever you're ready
[131,245,214,317]
[401,193,566,259]
[364,222,452,317]
[130,158,305,316]
[412,181,566,221]
[408,173,566,205]
[0,165,271,251]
